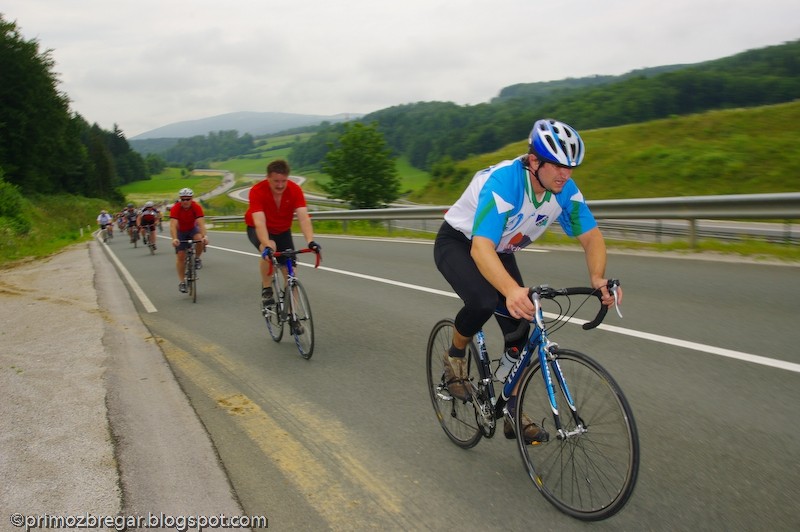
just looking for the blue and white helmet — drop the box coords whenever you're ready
[528,119,585,167]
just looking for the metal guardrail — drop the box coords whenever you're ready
[207,192,800,246]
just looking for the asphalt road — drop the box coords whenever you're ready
[106,230,800,532]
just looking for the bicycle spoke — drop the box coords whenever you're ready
[425,319,483,449]
[516,350,639,520]
[263,273,284,342]
[289,280,314,358]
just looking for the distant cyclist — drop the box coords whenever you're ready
[96,210,114,239]
[123,203,139,242]
[137,201,160,249]
[433,118,621,443]
[170,188,208,293]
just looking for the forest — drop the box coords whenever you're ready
[0,15,157,201]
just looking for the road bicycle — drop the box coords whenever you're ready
[129,224,140,248]
[180,240,202,303]
[426,280,639,521]
[261,248,320,359]
[98,224,111,243]
[141,224,157,254]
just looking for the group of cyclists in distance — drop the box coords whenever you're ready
[96,192,208,293]
[96,201,164,246]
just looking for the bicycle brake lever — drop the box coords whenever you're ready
[611,285,623,319]
[532,292,545,330]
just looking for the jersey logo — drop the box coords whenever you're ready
[535,214,549,227]
[492,192,514,214]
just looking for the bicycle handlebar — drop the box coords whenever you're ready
[530,279,621,331]
[265,248,322,272]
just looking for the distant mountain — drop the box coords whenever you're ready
[130,111,358,140]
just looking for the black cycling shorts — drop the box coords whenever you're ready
[247,226,295,265]
[434,221,527,345]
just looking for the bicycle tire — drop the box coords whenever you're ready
[188,254,197,303]
[263,275,284,342]
[288,279,314,359]
[516,348,639,521]
[426,319,483,449]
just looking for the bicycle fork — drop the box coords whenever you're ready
[532,338,589,440]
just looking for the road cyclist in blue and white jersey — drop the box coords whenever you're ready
[433,118,622,443]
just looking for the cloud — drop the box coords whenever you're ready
[3,0,797,137]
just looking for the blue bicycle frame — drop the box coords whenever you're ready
[474,288,607,436]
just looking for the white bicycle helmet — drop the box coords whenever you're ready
[179,188,194,197]
[144,201,154,208]
[528,119,585,167]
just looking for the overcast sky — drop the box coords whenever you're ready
[4,0,798,138]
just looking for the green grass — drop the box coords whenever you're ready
[207,137,432,198]
[0,194,105,267]
[416,100,800,204]
[120,170,222,204]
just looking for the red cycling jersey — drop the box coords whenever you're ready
[170,201,204,232]
[245,179,306,233]
[140,208,159,225]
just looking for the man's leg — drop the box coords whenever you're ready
[176,250,185,280]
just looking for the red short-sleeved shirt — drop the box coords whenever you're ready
[245,179,306,233]
[170,201,204,232]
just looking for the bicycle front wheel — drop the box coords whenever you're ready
[288,280,314,359]
[516,348,639,521]
[188,257,197,303]
[263,276,284,342]
[426,319,482,449]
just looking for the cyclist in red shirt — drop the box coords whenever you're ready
[245,159,320,304]
[170,188,208,293]
[137,201,160,249]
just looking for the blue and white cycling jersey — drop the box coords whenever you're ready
[444,157,597,253]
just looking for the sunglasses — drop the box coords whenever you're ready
[180,197,192,201]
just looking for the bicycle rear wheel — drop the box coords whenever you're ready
[288,280,314,359]
[263,275,284,342]
[516,348,639,521]
[426,319,482,449]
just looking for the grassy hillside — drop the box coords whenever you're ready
[119,167,222,204]
[207,131,430,198]
[0,194,107,267]
[415,100,800,204]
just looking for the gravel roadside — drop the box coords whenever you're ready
[0,242,244,529]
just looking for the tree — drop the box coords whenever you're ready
[0,16,139,200]
[0,16,77,193]
[322,122,400,209]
